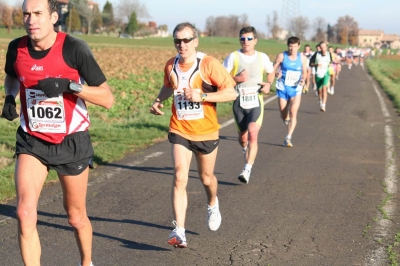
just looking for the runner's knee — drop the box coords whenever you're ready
[200,173,216,186]
[16,206,38,232]
[68,213,89,230]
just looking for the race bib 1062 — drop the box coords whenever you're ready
[26,88,67,133]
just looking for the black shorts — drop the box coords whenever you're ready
[232,97,263,133]
[15,127,94,176]
[168,132,219,154]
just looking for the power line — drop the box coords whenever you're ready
[281,0,301,30]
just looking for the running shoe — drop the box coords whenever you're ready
[283,119,290,126]
[331,87,335,95]
[320,104,326,112]
[79,262,94,266]
[167,221,187,248]
[327,87,331,95]
[238,168,251,184]
[207,197,222,231]
[284,138,293,147]
[315,90,318,97]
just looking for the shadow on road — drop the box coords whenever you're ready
[103,164,239,186]
[0,205,182,251]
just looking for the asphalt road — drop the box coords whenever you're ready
[1,63,400,266]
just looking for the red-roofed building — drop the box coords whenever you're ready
[358,29,400,49]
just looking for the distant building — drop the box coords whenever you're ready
[277,29,289,41]
[358,29,400,49]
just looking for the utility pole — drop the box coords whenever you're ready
[281,0,301,33]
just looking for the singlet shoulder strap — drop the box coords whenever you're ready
[230,51,240,76]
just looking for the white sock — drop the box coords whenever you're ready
[208,197,219,209]
[244,164,252,171]
[286,135,292,140]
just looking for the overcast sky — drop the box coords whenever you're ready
[10,0,400,37]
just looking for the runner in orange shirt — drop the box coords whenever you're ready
[150,22,236,248]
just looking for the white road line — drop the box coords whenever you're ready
[88,152,164,186]
[364,75,398,265]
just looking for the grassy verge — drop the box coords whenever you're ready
[366,57,400,111]
[366,56,400,264]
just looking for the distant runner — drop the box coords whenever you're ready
[273,36,307,147]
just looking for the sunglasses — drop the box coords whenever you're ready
[174,37,196,44]
[240,37,254,42]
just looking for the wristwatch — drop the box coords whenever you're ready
[201,93,207,102]
[68,81,83,93]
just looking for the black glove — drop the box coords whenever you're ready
[36,78,70,98]
[1,95,19,121]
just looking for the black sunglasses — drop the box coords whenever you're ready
[240,37,254,42]
[174,37,196,44]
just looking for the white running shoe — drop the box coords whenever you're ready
[207,197,221,231]
[167,221,187,248]
[238,168,251,184]
[331,87,334,95]
[320,104,326,112]
[284,138,293,147]
[79,262,94,266]
[327,88,331,95]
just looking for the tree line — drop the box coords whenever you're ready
[204,11,359,45]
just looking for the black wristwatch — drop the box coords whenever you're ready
[68,81,82,93]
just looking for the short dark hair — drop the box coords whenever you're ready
[49,0,58,13]
[173,22,198,39]
[319,41,327,47]
[239,26,257,39]
[23,0,58,14]
[287,36,300,45]
[304,44,310,48]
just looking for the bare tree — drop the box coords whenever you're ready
[116,0,149,23]
[204,16,215,38]
[266,10,280,39]
[0,0,13,34]
[335,15,359,45]
[288,16,309,40]
[13,5,23,29]
[69,0,95,34]
[312,16,326,42]
[204,14,249,37]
